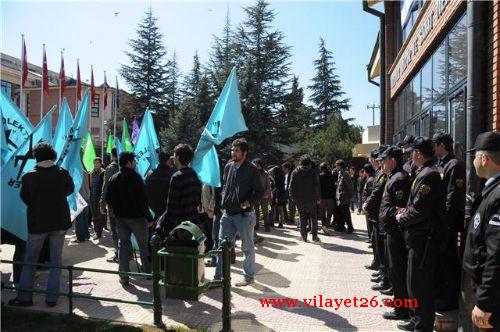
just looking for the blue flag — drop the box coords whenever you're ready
[133,109,159,179]
[53,98,74,158]
[0,91,34,165]
[114,136,123,156]
[1,108,55,240]
[191,67,247,186]
[58,91,90,210]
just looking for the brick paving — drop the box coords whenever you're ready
[1,213,401,331]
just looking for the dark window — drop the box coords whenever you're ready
[432,98,447,134]
[421,58,432,110]
[404,84,413,120]
[450,91,466,148]
[433,42,447,98]
[449,15,467,88]
[92,94,100,117]
[1,80,12,96]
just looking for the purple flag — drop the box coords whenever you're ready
[131,116,140,144]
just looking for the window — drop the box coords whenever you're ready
[412,72,421,116]
[26,93,30,116]
[92,94,100,117]
[432,98,447,134]
[449,15,467,88]
[433,42,447,97]
[421,113,430,137]
[1,80,12,97]
[421,58,432,110]
[404,84,413,120]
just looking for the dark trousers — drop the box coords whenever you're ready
[337,204,354,231]
[319,199,334,228]
[254,199,270,229]
[270,204,286,225]
[366,215,373,239]
[296,200,318,239]
[13,243,26,283]
[375,226,388,282]
[434,230,461,309]
[284,195,296,223]
[406,234,436,332]
[386,231,408,314]
[370,219,379,265]
[199,213,214,254]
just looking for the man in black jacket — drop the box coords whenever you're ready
[9,142,74,307]
[396,137,444,332]
[145,152,175,219]
[463,131,500,331]
[100,148,120,263]
[106,151,153,286]
[213,139,265,286]
[378,146,411,321]
[432,132,466,311]
[319,162,335,234]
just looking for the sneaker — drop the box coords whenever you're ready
[235,279,254,287]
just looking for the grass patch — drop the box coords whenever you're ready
[1,306,172,332]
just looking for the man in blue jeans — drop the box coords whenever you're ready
[214,139,265,286]
[9,142,74,307]
[106,151,153,286]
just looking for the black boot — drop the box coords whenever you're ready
[371,281,391,291]
[383,309,409,320]
[397,321,415,331]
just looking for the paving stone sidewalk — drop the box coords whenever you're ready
[1,213,401,331]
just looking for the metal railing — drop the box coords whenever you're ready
[1,238,233,331]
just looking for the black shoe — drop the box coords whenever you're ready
[368,244,373,248]
[302,236,308,242]
[346,228,354,234]
[383,309,409,320]
[46,301,57,307]
[119,279,130,287]
[312,237,321,243]
[8,298,33,307]
[380,287,394,296]
[365,261,379,270]
[254,236,264,244]
[278,223,284,228]
[371,276,382,283]
[397,321,415,331]
[365,239,371,243]
[371,271,381,277]
[371,282,391,291]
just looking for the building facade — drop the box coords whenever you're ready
[365,0,499,162]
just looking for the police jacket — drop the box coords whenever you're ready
[379,167,411,235]
[462,175,500,313]
[438,153,466,233]
[398,160,444,235]
[362,176,374,202]
[364,167,387,221]
[403,158,417,181]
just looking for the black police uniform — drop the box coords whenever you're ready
[403,158,417,181]
[363,174,375,239]
[365,166,389,285]
[399,159,444,331]
[379,166,411,317]
[463,175,500,329]
[435,153,466,310]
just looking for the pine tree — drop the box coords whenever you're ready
[308,38,350,128]
[235,0,292,158]
[159,99,201,154]
[182,52,202,99]
[164,51,182,126]
[276,76,306,142]
[120,8,167,121]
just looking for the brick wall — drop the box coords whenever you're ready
[490,0,500,131]
[384,1,397,143]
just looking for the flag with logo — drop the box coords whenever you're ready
[191,67,247,186]
[122,118,133,152]
[0,91,34,165]
[133,109,159,179]
[58,90,90,210]
[53,98,73,158]
[1,108,54,240]
[82,131,96,172]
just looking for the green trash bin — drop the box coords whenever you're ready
[162,221,206,300]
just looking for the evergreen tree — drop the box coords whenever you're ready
[235,0,292,158]
[182,52,202,99]
[164,51,182,127]
[183,53,214,125]
[159,99,201,154]
[120,8,167,121]
[308,38,350,128]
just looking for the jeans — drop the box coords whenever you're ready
[74,206,90,241]
[17,230,66,302]
[13,243,26,284]
[116,218,151,282]
[215,211,256,281]
[212,214,236,263]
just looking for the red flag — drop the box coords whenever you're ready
[103,72,108,109]
[76,59,81,101]
[22,38,28,87]
[59,52,65,98]
[90,66,95,105]
[42,46,49,95]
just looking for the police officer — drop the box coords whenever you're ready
[378,146,412,320]
[432,132,466,311]
[361,163,375,241]
[463,131,500,331]
[396,137,444,332]
[363,145,391,293]
[400,135,418,181]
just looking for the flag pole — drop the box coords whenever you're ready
[20,34,25,116]
[101,70,105,160]
[40,44,45,123]
[59,51,62,113]
[75,59,79,113]
[89,65,93,143]
[113,76,117,139]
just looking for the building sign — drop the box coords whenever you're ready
[390,0,453,90]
